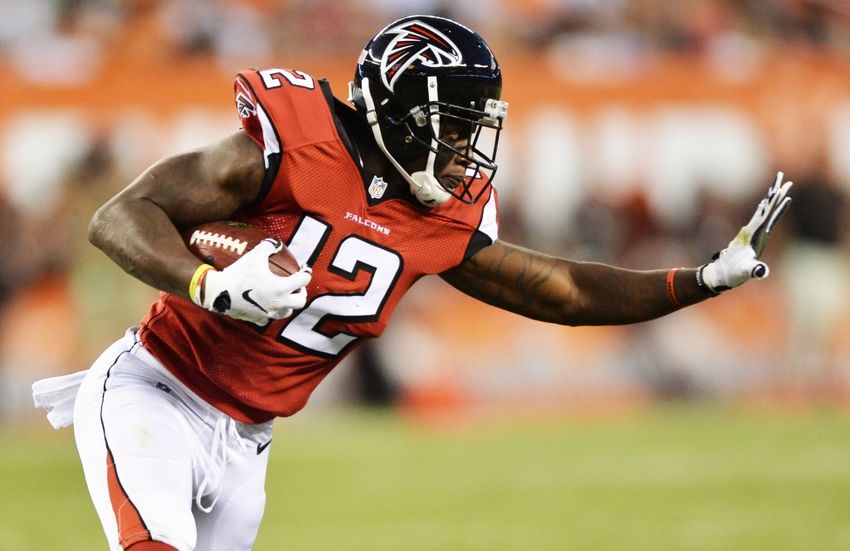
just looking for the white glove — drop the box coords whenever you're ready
[194,238,312,326]
[698,172,793,294]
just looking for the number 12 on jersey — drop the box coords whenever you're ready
[279,215,402,357]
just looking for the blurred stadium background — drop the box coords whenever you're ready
[2,0,850,549]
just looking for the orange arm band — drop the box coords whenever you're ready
[666,268,684,310]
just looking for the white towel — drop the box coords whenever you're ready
[32,369,89,429]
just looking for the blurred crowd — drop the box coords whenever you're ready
[0,0,849,81]
[1,0,850,418]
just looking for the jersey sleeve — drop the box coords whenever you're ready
[234,72,283,206]
[463,185,499,260]
[234,68,342,207]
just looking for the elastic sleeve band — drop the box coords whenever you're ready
[696,264,720,295]
[189,264,215,306]
[666,268,684,310]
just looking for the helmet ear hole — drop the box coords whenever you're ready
[347,81,363,106]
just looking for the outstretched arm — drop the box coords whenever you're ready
[442,173,792,326]
[442,242,705,325]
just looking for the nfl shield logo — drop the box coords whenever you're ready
[368,176,388,199]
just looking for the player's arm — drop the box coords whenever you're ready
[442,173,793,326]
[88,130,262,297]
[442,242,702,325]
[89,130,310,325]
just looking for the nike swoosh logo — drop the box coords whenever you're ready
[257,439,272,454]
[242,289,268,313]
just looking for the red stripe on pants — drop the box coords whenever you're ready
[106,450,152,548]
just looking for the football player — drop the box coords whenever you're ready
[32,14,791,551]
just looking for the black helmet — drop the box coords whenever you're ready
[349,15,508,206]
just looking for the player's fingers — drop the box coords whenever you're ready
[268,307,294,320]
[766,196,792,233]
[743,198,769,233]
[765,172,782,202]
[282,270,312,291]
[268,285,307,318]
[238,239,284,271]
[250,238,282,257]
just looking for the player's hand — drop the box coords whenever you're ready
[196,238,312,325]
[698,172,793,294]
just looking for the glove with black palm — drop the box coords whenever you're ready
[698,172,793,294]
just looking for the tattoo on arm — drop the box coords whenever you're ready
[443,241,697,326]
[442,242,574,322]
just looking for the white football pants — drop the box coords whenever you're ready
[71,328,273,551]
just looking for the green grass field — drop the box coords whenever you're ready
[2,404,850,550]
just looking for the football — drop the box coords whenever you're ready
[183,221,299,276]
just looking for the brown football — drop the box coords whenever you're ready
[183,221,299,276]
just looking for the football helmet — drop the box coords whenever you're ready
[349,15,508,206]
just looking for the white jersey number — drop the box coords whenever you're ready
[259,68,315,90]
[280,216,402,357]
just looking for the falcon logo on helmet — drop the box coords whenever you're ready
[351,15,506,207]
[380,20,463,92]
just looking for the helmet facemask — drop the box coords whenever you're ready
[350,15,508,207]
[398,91,507,204]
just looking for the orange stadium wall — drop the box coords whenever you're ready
[2,52,850,415]
[4,51,850,220]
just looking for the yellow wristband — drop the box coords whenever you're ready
[189,264,214,305]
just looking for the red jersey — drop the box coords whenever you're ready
[139,68,499,423]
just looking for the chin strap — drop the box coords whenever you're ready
[358,77,451,207]
[409,171,450,206]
